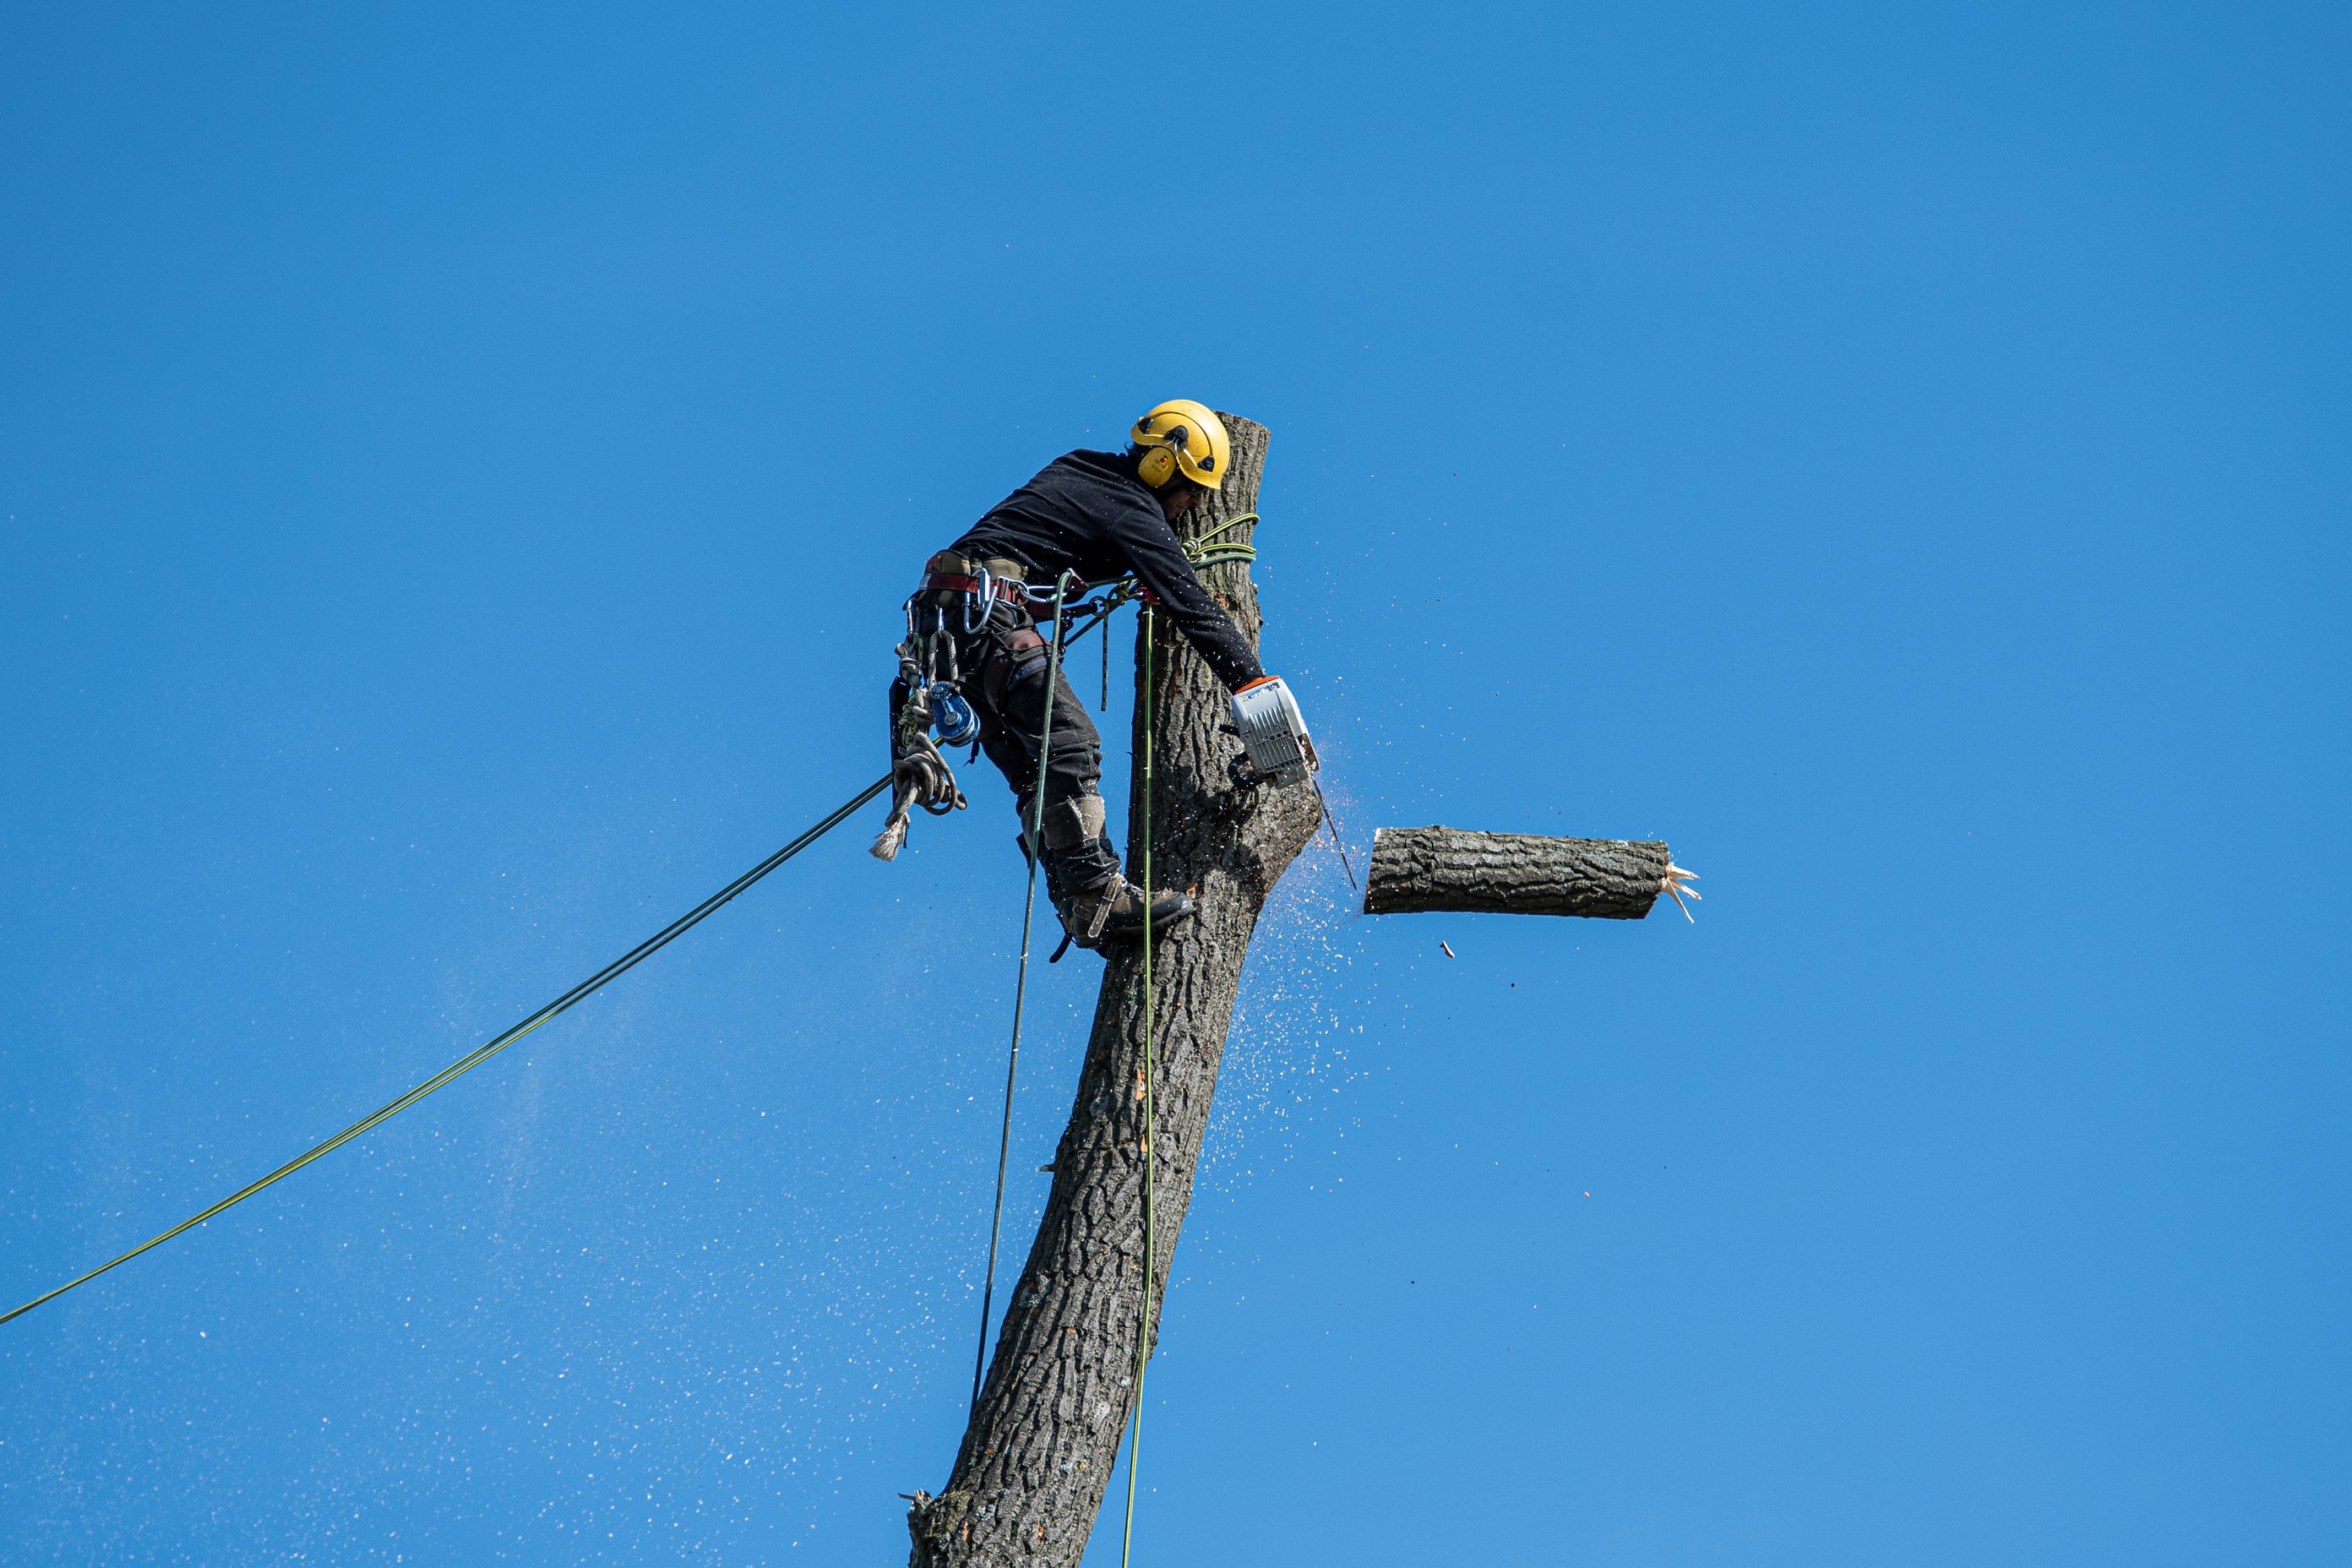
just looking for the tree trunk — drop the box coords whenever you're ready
[1364,826,1670,920]
[907,415,1320,1566]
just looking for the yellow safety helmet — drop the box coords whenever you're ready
[1129,400,1230,492]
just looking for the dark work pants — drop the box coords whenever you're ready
[896,598,1102,832]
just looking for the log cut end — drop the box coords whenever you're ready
[1364,825,1678,921]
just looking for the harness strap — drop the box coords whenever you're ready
[924,572,1024,598]
[925,551,1030,581]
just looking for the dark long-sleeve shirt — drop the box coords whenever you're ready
[950,449,1266,693]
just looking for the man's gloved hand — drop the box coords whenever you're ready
[1229,675,1317,785]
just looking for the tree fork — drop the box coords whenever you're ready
[907,415,1320,1566]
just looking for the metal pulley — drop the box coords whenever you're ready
[929,683,980,746]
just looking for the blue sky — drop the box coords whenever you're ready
[3,3,2347,1563]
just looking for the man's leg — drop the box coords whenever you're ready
[979,624,1193,948]
[978,652,1110,888]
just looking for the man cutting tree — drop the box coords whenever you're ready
[879,400,1313,952]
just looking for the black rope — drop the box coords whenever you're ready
[1,774,894,1330]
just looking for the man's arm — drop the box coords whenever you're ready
[1111,508,1266,693]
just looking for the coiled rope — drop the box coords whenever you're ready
[0,774,893,1330]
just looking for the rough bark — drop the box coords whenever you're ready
[907,416,1320,1566]
[1364,826,1670,920]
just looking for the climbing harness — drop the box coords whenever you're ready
[0,773,895,1331]
[971,570,1074,1412]
[874,553,1078,864]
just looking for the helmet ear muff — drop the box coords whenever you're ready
[1128,400,1228,491]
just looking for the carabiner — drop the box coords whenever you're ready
[1025,575,1082,610]
[960,567,997,635]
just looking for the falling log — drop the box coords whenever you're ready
[906,415,1323,1567]
[1364,826,1675,920]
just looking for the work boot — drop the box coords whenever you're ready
[1033,798,1195,950]
[1059,861,1195,947]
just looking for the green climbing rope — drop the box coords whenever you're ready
[1104,513,1254,1561]
[962,509,1263,1541]
[972,570,1074,1411]
[1120,605,1162,1567]
[0,773,894,1330]
[1050,512,1260,696]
